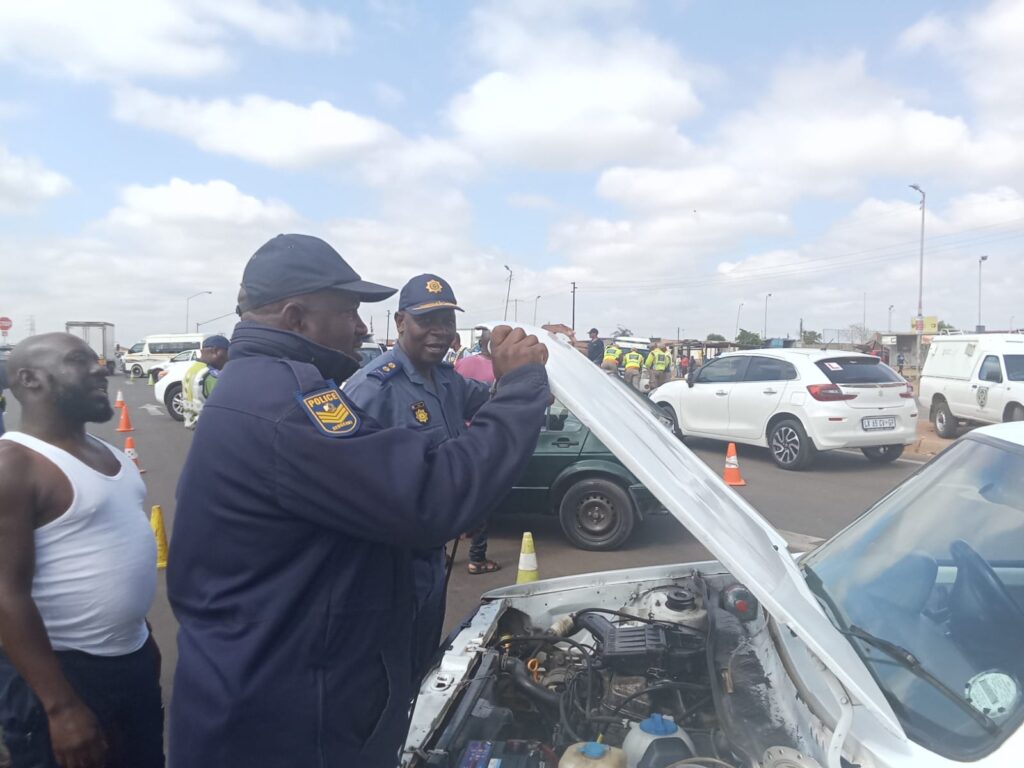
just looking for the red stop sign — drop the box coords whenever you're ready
[0,317,11,331]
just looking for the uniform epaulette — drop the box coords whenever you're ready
[367,361,401,382]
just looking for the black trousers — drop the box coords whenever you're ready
[0,638,164,768]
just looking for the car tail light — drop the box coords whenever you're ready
[899,383,915,398]
[807,383,857,401]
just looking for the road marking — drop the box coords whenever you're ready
[140,404,165,417]
[834,448,927,465]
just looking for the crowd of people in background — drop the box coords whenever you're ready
[588,327,697,391]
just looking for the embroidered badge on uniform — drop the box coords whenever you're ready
[425,279,443,294]
[298,387,361,437]
[410,401,431,425]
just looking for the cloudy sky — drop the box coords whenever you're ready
[2,0,1023,346]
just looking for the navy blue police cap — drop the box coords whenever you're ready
[238,234,396,312]
[398,274,464,316]
[202,334,230,350]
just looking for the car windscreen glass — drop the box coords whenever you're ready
[1004,355,1024,381]
[359,348,383,368]
[129,342,144,354]
[816,357,902,384]
[803,437,1024,759]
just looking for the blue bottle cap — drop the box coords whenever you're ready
[639,713,678,735]
[580,742,609,758]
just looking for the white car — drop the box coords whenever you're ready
[154,359,199,421]
[651,349,917,469]
[405,328,1024,768]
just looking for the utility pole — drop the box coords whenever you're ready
[735,303,743,340]
[503,266,513,321]
[978,255,989,330]
[533,295,541,325]
[888,304,894,333]
[863,291,867,342]
[910,184,926,369]
[763,293,772,341]
[571,281,577,330]
[385,309,391,345]
[512,299,520,322]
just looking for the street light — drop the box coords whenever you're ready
[763,293,772,341]
[735,302,744,340]
[196,311,235,332]
[503,266,513,321]
[186,291,212,332]
[978,255,989,329]
[909,184,926,368]
[533,295,541,325]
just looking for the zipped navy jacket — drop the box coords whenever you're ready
[167,323,548,768]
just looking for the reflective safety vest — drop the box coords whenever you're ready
[646,349,671,371]
[603,345,623,363]
[623,351,644,370]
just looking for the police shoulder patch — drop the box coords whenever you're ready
[297,386,361,437]
[367,361,401,382]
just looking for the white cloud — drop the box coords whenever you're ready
[507,193,558,211]
[0,0,350,81]
[0,145,71,213]
[373,82,406,109]
[448,4,699,170]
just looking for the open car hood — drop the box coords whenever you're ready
[511,324,904,737]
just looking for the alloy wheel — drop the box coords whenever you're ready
[771,426,801,465]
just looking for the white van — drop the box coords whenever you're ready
[919,333,1024,437]
[122,333,205,378]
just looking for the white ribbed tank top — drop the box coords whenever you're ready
[0,432,156,656]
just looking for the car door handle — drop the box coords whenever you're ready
[715,390,728,397]
[971,384,978,388]
[762,388,778,395]
[553,437,580,447]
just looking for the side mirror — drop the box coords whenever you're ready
[686,369,696,388]
[985,369,1003,384]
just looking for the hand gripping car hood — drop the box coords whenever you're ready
[512,324,904,737]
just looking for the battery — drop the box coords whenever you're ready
[456,740,548,768]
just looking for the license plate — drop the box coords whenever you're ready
[862,416,896,431]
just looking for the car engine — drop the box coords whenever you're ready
[410,573,820,768]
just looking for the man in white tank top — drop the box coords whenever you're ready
[0,334,162,768]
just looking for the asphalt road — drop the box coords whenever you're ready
[2,374,922,711]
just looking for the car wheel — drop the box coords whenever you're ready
[1006,404,1024,423]
[768,418,816,470]
[861,445,904,463]
[164,384,185,422]
[657,403,682,439]
[130,364,144,379]
[933,399,958,439]
[558,478,635,551]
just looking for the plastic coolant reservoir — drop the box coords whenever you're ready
[559,741,627,768]
[622,714,696,768]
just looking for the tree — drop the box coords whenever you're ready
[706,333,726,341]
[612,325,634,338]
[801,329,822,346]
[937,319,957,333]
[736,328,762,348]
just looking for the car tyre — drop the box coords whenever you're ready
[1006,403,1024,423]
[130,364,145,379]
[164,383,185,422]
[933,399,958,439]
[861,445,904,463]
[558,478,635,551]
[768,418,816,470]
[657,403,682,439]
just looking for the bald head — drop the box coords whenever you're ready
[8,333,114,425]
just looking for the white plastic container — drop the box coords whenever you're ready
[559,741,627,768]
[622,714,696,768]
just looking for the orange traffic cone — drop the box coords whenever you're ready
[114,390,125,409]
[723,442,746,486]
[124,436,146,474]
[116,404,134,433]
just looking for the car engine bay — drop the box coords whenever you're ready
[409,571,831,768]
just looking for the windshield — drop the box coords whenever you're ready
[128,342,144,354]
[1005,355,1024,381]
[803,435,1024,759]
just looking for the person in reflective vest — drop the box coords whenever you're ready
[602,343,623,373]
[181,335,230,430]
[645,343,673,389]
[622,349,643,389]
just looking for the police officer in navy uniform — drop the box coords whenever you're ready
[345,274,494,683]
[167,234,550,768]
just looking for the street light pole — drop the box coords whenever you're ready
[735,302,744,339]
[978,255,988,329]
[186,291,212,333]
[910,184,926,369]
[533,295,541,325]
[763,294,772,341]
[503,266,513,321]
[888,304,894,333]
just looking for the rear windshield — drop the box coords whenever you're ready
[816,357,902,384]
[1006,355,1024,381]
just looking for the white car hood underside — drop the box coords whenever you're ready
[506,324,904,737]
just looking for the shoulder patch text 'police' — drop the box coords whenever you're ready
[298,387,361,437]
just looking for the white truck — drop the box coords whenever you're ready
[919,333,1024,437]
[65,321,117,374]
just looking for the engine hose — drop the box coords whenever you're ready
[501,656,561,708]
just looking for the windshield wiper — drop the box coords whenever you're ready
[844,625,999,735]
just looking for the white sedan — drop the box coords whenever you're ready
[154,359,197,421]
[405,327,1024,768]
[651,348,918,469]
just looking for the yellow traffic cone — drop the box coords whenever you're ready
[516,531,539,584]
[150,505,168,570]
